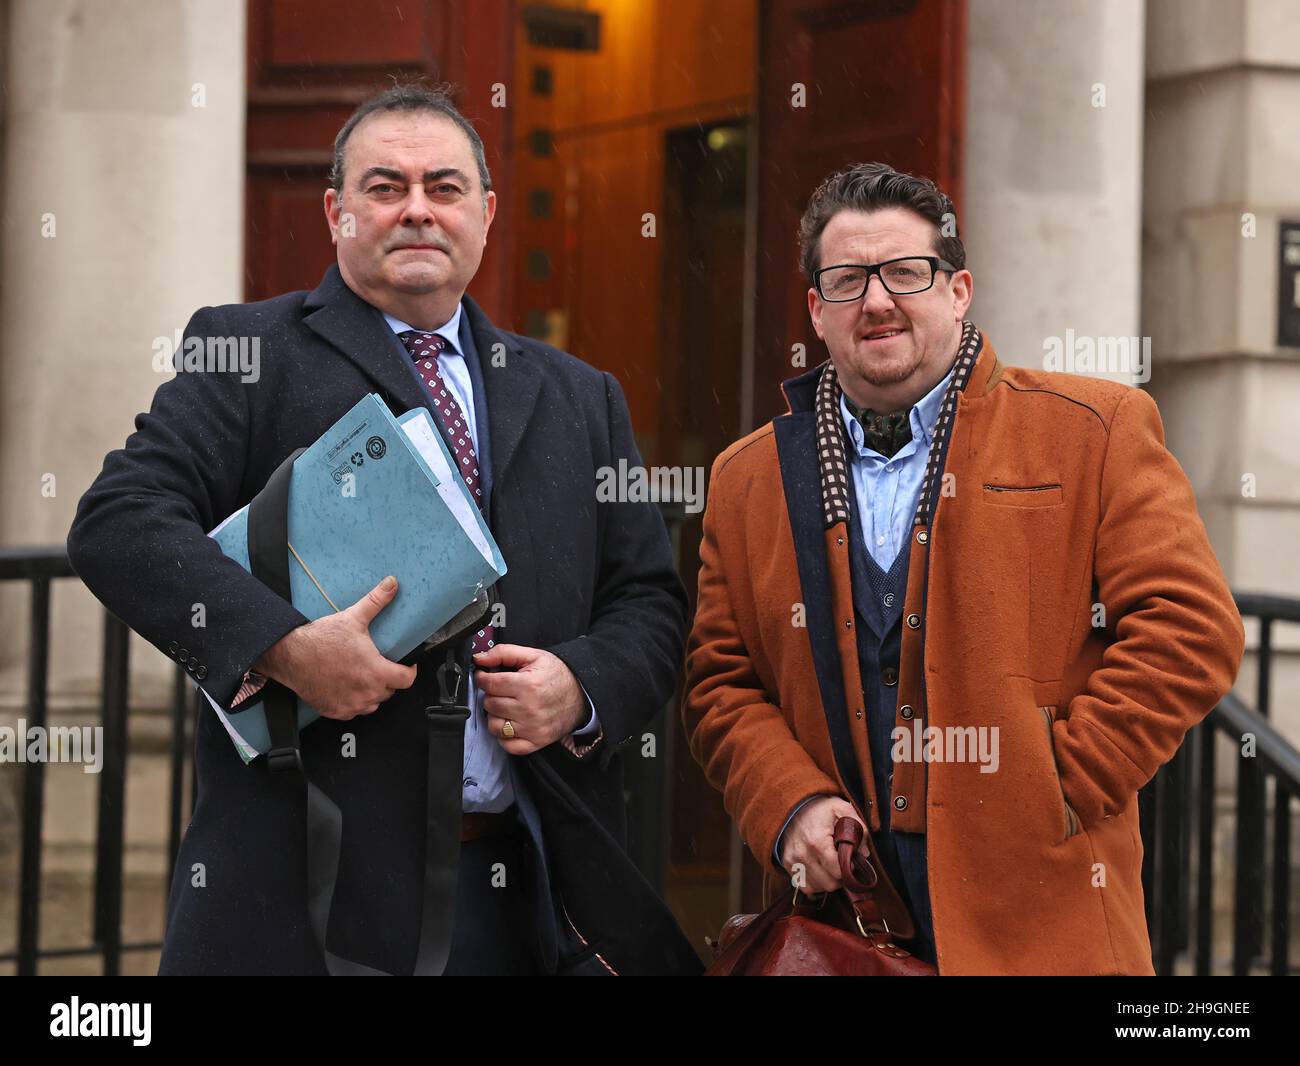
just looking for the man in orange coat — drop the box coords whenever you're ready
[682,162,1244,975]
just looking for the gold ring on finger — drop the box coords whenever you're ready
[502,720,515,738]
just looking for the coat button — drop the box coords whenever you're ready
[845,619,853,629]
[881,666,898,686]
[167,641,178,655]
[883,593,895,608]
[187,656,198,668]
[900,704,914,720]
[195,666,207,679]
[916,530,928,545]
[178,647,189,660]
[906,614,920,629]
[888,771,894,786]
[894,796,908,811]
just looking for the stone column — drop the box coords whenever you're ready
[964,0,1146,378]
[1144,0,1300,964]
[0,0,246,710]
[1143,0,1300,742]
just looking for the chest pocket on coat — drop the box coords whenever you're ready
[981,483,1063,508]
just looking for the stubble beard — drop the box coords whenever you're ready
[848,340,923,388]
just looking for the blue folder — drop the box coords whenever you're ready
[198,392,507,762]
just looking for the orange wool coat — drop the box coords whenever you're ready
[682,333,1244,975]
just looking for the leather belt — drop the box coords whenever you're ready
[461,809,517,843]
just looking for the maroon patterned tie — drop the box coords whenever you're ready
[399,330,494,656]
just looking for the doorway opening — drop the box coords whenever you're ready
[511,0,759,950]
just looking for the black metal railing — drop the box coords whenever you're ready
[1,546,200,975]
[3,543,1297,975]
[1139,592,1300,975]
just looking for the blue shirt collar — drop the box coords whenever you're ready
[383,301,463,354]
[839,360,956,453]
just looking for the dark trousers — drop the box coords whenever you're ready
[442,825,542,975]
[871,827,938,968]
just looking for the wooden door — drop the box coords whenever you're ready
[753,0,966,425]
[245,0,516,321]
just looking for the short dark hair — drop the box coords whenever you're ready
[330,82,492,197]
[797,162,965,282]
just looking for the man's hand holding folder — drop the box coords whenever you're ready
[253,574,418,721]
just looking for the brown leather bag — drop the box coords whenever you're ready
[705,816,937,976]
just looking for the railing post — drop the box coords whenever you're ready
[93,614,130,976]
[1195,722,1216,976]
[1233,752,1264,975]
[1154,742,1187,974]
[1177,739,1193,953]
[17,575,52,976]
[1257,617,1273,719]
[1272,790,1291,977]
[1232,614,1274,973]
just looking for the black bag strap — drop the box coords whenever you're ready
[245,446,471,975]
[247,447,304,773]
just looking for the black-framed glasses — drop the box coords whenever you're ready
[813,256,956,301]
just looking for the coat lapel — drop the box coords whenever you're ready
[772,393,867,816]
[462,296,542,491]
[301,265,433,419]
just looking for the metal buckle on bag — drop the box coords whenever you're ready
[855,912,891,938]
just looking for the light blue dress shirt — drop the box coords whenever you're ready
[384,308,598,814]
[772,361,955,867]
[839,363,955,571]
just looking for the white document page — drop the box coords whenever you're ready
[399,414,495,564]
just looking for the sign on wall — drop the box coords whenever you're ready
[1280,220,1300,349]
